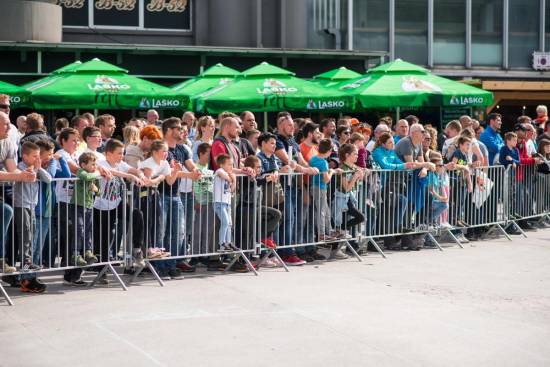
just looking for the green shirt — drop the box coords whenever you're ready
[72,168,100,209]
[193,163,214,205]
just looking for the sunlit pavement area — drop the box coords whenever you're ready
[1,230,550,367]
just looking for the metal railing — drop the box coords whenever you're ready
[1,164,549,306]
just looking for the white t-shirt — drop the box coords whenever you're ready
[79,147,105,162]
[213,168,232,204]
[366,140,376,153]
[138,157,171,178]
[178,143,193,193]
[94,159,131,210]
[55,149,78,203]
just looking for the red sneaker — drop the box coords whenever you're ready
[261,238,277,249]
[282,255,306,266]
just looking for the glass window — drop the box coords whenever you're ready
[472,0,503,66]
[395,0,428,65]
[353,0,389,51]
[509,0,539,68]
[434,0,466,65]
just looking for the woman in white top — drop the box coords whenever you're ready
[191,116,216,162]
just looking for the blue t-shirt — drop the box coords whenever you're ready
[309,155,329,190]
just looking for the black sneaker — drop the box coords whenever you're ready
[21,278,46,293]
[168,268,183,280]
[310,251,327,261]
[207,260,226,272]
[229,261,250,273]
[156,268,171,281]
[64,277,87,287]
[298,253,316,263]
[2,275,20,288]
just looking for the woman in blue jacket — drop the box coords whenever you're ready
[371,133,414,246]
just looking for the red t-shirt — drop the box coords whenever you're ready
[210,139,240,171]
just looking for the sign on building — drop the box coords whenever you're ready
[56,0,192,31]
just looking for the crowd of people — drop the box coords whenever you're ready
[1,91,550,294]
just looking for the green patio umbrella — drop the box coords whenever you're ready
[334,59,493,109]
[24,58,188,110]
[171,63,239,110]
[0,80,31,108]
[195,62,355,113]
[312,66,362,87]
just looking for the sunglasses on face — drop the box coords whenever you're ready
[0,104,10,109]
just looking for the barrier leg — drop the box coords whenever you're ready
[367,238,386,259]
[344,241,363,262]
[257,249,289,272]
[0,283,14,306]
[426,232,444,251]
[131,261,165,287]
[224,250,258,276]
[496,224,513,241]
[507,220,528,238]
[444,229,464,249]
[89,264,128,291]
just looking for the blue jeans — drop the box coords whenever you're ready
[162,195,184,257]
[151,195,184,271]
[0,202,13,258]
[180,191,194,242]
[279,187,300,257]
[32,215,50,265]
[395,194,408,230]
[213,202,232,245]
[431,201,449,224]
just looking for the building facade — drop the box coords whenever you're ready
[1,0,549,125]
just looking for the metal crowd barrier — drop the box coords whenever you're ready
[505,163,550,236]
[2,163,550,306]
[125,174,259,287]
[0,177,129,306]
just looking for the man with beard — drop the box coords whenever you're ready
[274,114,319,266]
[211,117,254,174]
[480,113,504,165]
[95,114,116,153]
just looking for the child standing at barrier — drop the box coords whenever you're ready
[242,155,283,267]
[13,142,53,272]
[310,139,346,259]
[33,140,71,267]
[138,140,171,266]
[213,154,237,253]
[499,132,520,169]
[451,136,473,227]
[428,157,450,224]
[93,139,144,283]
[334,143,366,255]
[191,143,216,262]
[71,152,100,266]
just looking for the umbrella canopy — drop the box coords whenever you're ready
[312,66,362,87]
[335,59,493,109]
[195,62,355,113]
[0,80,31,108]
[171,63,239,110]
[23,58,188,110]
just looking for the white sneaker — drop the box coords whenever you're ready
[259,257,278,268]
[329,249,349,260]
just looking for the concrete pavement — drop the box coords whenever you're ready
[1,230,550,367]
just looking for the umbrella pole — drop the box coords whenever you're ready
[395,106,400,122]
[263,111,268,132]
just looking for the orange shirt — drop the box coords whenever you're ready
[300,142,318,163]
